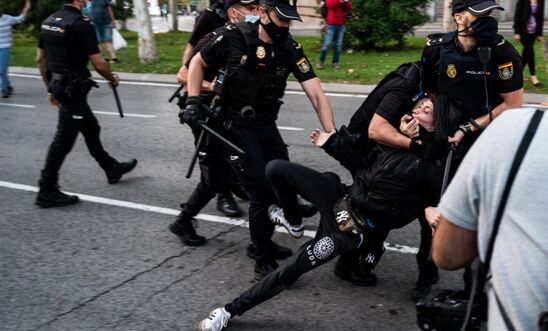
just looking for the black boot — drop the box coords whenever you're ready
[334,253,377,286]
[216,193,242,217]
[105,158,138,184]
[169,217,207,246]
[35,186,79,208]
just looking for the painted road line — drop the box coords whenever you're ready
[0,102,36,108]
[285,90,369,98]
[277,126,304,131]
[0,180,418,255]
[93,111,157,118]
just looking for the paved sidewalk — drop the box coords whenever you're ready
[10,66,548,104]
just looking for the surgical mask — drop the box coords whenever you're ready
[245,15,260,23]
[261,12,290,44]
[470,16,499,45]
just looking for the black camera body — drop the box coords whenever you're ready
[416,289,487,331]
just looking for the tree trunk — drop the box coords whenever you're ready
[169,0,179,31]
[442,0,454,32]
[133,0,157,62]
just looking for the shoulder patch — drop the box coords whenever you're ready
[293,41,302,50]
[425,34,444,47]
[497,38,506,46]
[226,24,236,31]
[206,7,214,12]
[82,15,90,21]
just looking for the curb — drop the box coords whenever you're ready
[10,66,546,103]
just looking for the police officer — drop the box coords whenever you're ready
[169,0,259,246]
[184,0,336,279]
[35,0,137,207]
[408,0,524,299]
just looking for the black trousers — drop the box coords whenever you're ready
[225,160,360,316]
[178,129,237,220]
[520,33,537,76]
[224,122,289,264]
[40,97,117,189]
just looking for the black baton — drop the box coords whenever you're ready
[169,85,184,103]
[185,128,206,179]
[198,122,245,155]
[112,86,124,118]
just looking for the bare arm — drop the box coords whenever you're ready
[449,89,524,144]
[176,64,214,91]
[22,0,31,16]
[36,48,48,89]
[369,113,413,149]
[187,53,208,96]
[300,78,336,133]
[108,6,116,27]
[89,53,118,86]
[182,44,195,66]
[432,215,478,270]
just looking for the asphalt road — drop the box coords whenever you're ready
[0,74,463,331]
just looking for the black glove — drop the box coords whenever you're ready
[179,96,206,130]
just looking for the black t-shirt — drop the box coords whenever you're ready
[187,7,226,47]
[185,26,228,82]
[421,34,523,95]
[199,26,316,83]
[370,79,417,128]
[38,6,99,77]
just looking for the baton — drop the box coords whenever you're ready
[169,85,184,103]
[439,146,455,197]
[185,128,207,178]
[112,85,124,118]
[198,122,245,155]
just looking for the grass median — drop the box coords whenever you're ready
[11,30,547,93]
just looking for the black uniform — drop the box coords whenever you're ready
[223,150,441,317]
[187,2,226,48]
[37,6,129,195]
[177,27,242,225]
[198,22,315,266]
[422,32,523,152]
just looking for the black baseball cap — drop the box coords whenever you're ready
[452,0,504,15]
[262,0,302,21]
[224,0,257,10]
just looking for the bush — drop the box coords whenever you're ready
[111,0,134,29]
[1,0,64,35]
[345,0,431,50]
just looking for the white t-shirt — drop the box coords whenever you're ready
[438,108,548,331]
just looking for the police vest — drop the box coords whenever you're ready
[222,22,293,111]
[40,9,88,77]
[436,32,502,120]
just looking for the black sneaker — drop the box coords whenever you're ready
[334,255,377,286]
[254,260,279,280]
[106,159,138,184]
[169,220,207,246]
[412,271,440,303]
[216,193,242,217]
[35,188,79,208]
[246,242,293,260]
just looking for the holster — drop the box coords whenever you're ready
[50,73,98,102]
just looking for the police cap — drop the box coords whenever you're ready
[262,0,302,22]
[224,0,258,10]
[452,0,504,16]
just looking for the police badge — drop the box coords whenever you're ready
[297,58,310,73]
[498,62,514,80]
[447,64,457,79]
[256,46,266,59]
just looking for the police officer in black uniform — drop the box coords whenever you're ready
[170,0,259,246]
[35,0,137,208]
[406,0,523,300]
[184,0,336,280]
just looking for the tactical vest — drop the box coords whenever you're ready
[437,32,502,120]
[222,22,293,113]
[40,9,89,77]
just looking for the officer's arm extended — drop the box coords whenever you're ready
[300,78,336,133]
[186,53,209,97]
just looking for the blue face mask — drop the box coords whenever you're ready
[245,15,260,23]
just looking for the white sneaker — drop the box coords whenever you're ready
[198,307,231,331]
[268,205,304,238]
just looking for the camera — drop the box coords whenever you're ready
[416,289,487,331]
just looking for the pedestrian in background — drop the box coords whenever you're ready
[0,0,31,98]
[89,0,119,63]
[317,0,351,70]
[513,0,545,86]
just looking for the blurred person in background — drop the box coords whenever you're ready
[513,0,545,86]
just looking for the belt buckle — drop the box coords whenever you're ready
[240,106,256,119]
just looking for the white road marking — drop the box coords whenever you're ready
[93,111,157,118]
[277,126,304,131]
[285,90,369,98]
[0,102,36,108]
[0,180,418,255]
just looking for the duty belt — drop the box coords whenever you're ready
[227,105,279,123]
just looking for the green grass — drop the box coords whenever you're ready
[10,30,548,93]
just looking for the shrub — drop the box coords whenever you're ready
[344,0,431,50]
